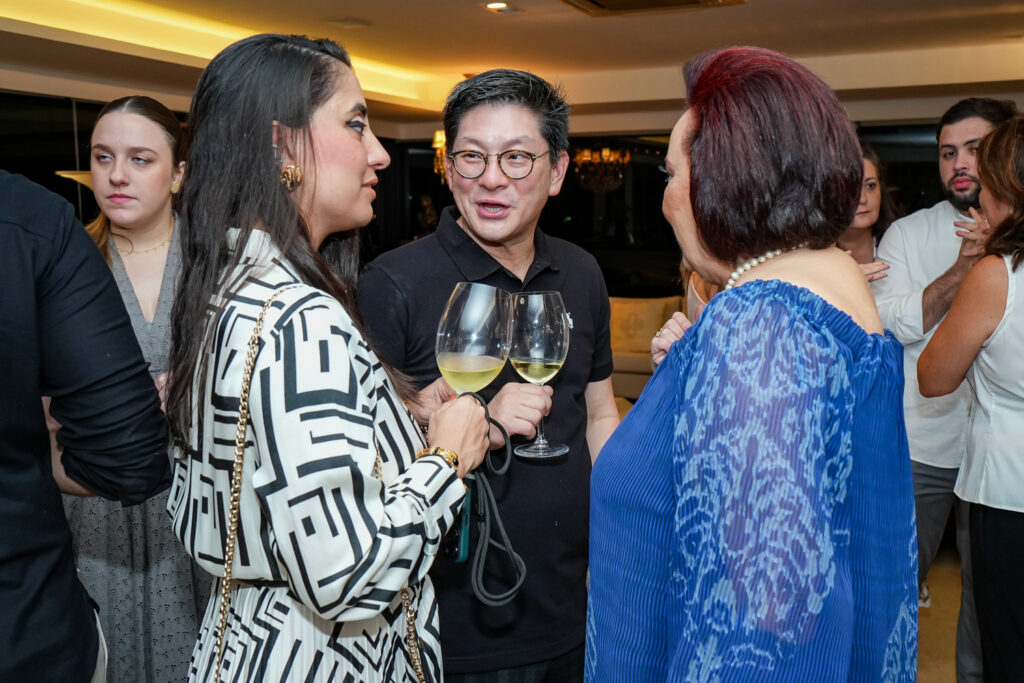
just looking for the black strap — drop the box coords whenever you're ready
[460,392,526,607]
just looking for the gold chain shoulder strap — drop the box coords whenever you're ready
[213,284,427,683]
[215,285,299,680]
[373,448,427,683]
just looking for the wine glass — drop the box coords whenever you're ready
[435,282,512,395]
[510,291,570,458]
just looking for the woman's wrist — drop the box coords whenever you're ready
[416,446,460,476]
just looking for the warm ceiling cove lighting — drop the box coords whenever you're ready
[0,0,251,58]
[66,0,247,41]
[486,2,508,8]
[2,0,454,109]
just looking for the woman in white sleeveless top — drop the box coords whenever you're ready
[919,116,1024,681]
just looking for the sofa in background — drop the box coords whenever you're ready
[609,295,685,401]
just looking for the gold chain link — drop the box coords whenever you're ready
[373,447,427,683]
[215,285,297,681]
[212,284,427,683]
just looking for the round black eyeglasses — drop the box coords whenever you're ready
[447,149,551,180]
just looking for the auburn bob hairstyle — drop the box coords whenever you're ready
[683,46,863,262]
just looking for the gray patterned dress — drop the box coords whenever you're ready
[64,227,211,683]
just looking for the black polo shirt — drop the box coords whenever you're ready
[357,205,612,673]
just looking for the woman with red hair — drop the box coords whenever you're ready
[587,47,917,682]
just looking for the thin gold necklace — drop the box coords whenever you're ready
[115,225,173,256]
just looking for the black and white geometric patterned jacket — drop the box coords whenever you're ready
[167,229,464,682]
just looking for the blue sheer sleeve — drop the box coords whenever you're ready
[668,289,857,681]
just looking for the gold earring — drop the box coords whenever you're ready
[170,180,181,194]
[280,163,302,192]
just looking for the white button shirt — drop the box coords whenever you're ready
[873,200,971,469]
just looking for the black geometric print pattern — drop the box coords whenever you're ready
[168,232,465,681]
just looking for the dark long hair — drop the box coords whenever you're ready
[861,144,900,245]
[980,116,1024,271]
[166,34,405,447]
[85,96,185,262]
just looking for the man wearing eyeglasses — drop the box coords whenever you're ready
[357,69,620,682]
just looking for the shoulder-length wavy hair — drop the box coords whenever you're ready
[85,95,185,263]
[980,116,1024,271]
[682,46,863,263]
[166,34,406,447]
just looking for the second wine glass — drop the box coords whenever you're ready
[510,291,570,458]
[435,282,512,395]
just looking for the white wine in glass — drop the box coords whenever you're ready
[435,282,512,395]
[437,352,506,394]
[510,291,570,458]
[509,358,563,385]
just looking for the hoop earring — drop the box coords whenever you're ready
[280,163,302,192]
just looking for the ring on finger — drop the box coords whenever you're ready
[654,329,662,337]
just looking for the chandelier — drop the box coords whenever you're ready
[572,147,630,193]
[432,129,447,185]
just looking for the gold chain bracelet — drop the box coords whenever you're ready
[415,446,459,472]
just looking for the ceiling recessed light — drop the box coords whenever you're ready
[484,2,520,12]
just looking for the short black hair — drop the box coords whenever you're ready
[936,97,1017,141]
[442,69,570,160]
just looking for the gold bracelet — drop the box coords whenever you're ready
[416,446,459,472]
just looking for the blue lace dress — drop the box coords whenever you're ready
[586,281,918,682]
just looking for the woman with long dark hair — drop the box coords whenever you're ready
[838,145,900,282]
[919,115,1024,681]
[61,95,206,683]
[588,47,917,681]
[165,34,489,681]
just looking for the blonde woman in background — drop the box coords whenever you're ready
[61,95,208,683]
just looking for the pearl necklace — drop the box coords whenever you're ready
[115,225,173,256]
[724,243,807,290]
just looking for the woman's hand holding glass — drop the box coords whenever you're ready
[426,395,490,478]
[433,283,562,456]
